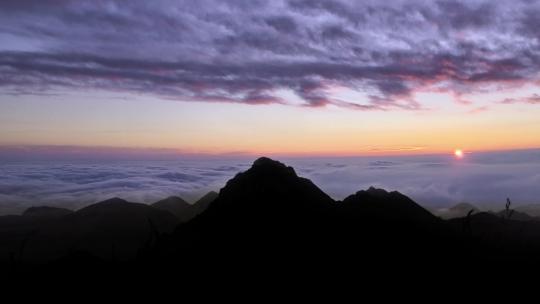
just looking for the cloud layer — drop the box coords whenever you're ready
[290,150,540,209]
[1,149,539,215]
[0,159,248,215]
[1,0,540,109]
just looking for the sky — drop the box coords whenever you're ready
[0,0,539,156]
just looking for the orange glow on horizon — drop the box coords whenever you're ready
[2,93,540,157]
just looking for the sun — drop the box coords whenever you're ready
[454,149,464,158]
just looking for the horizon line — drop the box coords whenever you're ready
[0,144,539,160]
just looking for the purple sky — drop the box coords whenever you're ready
[1,1,540,156]
[1,0,540,109]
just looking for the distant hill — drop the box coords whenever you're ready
[151,192,218,222]
[0,198,179,262]
[151,196,192,221]
[192,191,218,215]
[491,209,538,221]
[515,204,540,217]
[22,206,73,218]
[72,198,179,233]
[433,202,480,219]
[0,207,75,253]
[340,187,438,222]
[434,203,539,221]
[448,211,540,245]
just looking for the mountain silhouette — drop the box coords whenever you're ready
[214,156,333,209]
[159,157,450,270]
[339,186,438,222]
[183,157,334,227]
[162,157,336,263]
[1,198,179,262]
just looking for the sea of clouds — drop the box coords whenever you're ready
[0,149,539,215]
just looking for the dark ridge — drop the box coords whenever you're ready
[22,206,73,218]
[339,186,438,222]
[190,191,218,217]
[1,198,179,263]
[77,197,128,210]
[432,202,480,219]
[515,204,540,217]
[150,193,217,222]
[69,198,180,234]
[447,211,540,243]
[151,196,192,221]
[194,191,218,206]
[493,209,538,221]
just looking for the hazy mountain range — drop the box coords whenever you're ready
[0,192,218,262]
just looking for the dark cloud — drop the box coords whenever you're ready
[435,0,496,30]
[288,0,358,23]
[500,94,540,104]
[265,16,298,33]
[0,0,539,109]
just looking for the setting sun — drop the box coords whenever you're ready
[454,149,464,158]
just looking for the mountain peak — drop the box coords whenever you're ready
[365,186,391,197]
[96,197,128,205]
[152,196,190,208]
[76,197,137,214]
[253,156,284,167]
[192,157,334,224]
[151,196,193,221]
[249,157,297,177]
